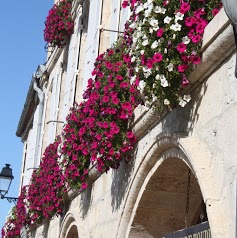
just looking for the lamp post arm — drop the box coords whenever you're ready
[4,196,18,204]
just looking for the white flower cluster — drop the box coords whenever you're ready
[127,0,192,108]
[179,94,191,107]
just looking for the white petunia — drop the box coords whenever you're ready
[142,39,149,46]
[152,95,158,102]
[131,56,136,62]
[145,101,151,110]
[164,16,172,24]
[170,23,182,31]
[133,36,138,44]
[135,45,140,51]
[167,63,174,72]
[160,75,169,87]
[179,99,187,107]
[130,75,136,84]
[139,80,146,91]
[154,6,166,14]
[140,50,145,54]
[183,94,191,102]
[136,5,144,14]
[145,8,152,17]
[148,0,154,3]
[144,71,152,78]
[182,36,190,44]
[144,2,149,8]
[156,74,168,87]
[144,2,153,9]
[136,31,143,39]
[164,99,170,105]
[175,12,184,21]
[150,18,159,27]
[143,18,147,24]
[149,28,154,33]
[151,40,159,49]
[143,67,152,78]
[129,22,136,29]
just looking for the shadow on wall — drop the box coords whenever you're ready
[109,72,209,212]
[43,220,49,238]
[80,182,93,219]
[161,80,208,137]
[110,151,136,211]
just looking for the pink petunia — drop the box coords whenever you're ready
[116,74,123,80]
[212,8,220,16]
[157,28,164,37]
[146,59,154,68]
[182,74,189,87]
[122,0,129,8]
[123,54,131,63]
[178,64,188,72]
[81,182,88,189]
[177,43,186,53]
[153,53,163,63]
[191,34,202,43]
[192,55,201,64]
[180,2,190,14]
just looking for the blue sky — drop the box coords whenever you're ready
[0,1,53,230]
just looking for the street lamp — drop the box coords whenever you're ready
[0,164,18,203]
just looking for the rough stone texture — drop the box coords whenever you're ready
[19,3,237,238]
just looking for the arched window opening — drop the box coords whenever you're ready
[128,158,207,237]
[65,224,79,238]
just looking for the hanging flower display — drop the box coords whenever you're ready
[123,0,222,109]
[27,138,67,225]
[44,0,74,48]
[60,39,140,189]
[2,0,224,233]
[1,207,20,238]
[2,186,29,238]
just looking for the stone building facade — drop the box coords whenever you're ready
[16,0,237,237]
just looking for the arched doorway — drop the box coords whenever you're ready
[128,158,206,237]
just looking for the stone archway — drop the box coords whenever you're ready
[115,135,216,238]
[65,223,79,238]
[128,158,205,237]
[59,213,80,238]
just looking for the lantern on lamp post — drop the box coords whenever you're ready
[0,164,18,203]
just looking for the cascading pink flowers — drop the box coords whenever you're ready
[61,40,140,189]
[2,0,223,235]
[1,186,28,238]
[27,138,67,225]
[44,0,74,48]
[123,0,222,108]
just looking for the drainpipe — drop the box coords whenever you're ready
[33,65,46,168]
